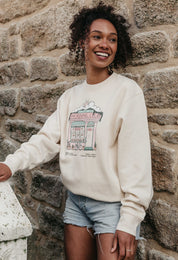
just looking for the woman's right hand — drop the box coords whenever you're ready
[0,163,12,182]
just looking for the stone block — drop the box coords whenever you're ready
[131,31,169,65]
[12,171,28,194]
[0,88,19,116]
[8,24,19,36]
[31,171,63,208]
[30,57,58,81]
[0,238,28,260]
[20,82,69,114]
[0,30,19,61]
[20,1,81,56]
[92,0,129,19]
[59,53,85,76]
[0,136,17,162]
[36,114,48,124]
[9,38,19,60]
[151,139,176,193]
[37,204,64,240]
[143,67,178,108]
[0,30,9,61]
[27,229,65,260]
[148,199,178,251]
[0,61,28,86]
[5,119,41,143]
[148,249,175,260]
[134,0,178,28]
[162,130,178,144]
[0,0,50,23]
[34,240,65,260]
[136,240,147,260]
[173,32,178,58]
[148,113,178,125]
[40,155,60,173]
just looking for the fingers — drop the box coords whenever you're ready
[112,230,137,260]
[111,234,118,253]
[0,163,12,182]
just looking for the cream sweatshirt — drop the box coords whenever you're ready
[3,73,153,236]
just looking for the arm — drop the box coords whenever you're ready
[111,91,153,258]
[0,99,61,179]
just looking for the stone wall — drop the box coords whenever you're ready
[0,0,177,259]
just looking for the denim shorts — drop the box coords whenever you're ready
[63,191,141,239]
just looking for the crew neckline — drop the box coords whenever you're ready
[84,72,116,89]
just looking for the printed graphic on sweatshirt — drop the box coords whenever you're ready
[67,101,103,153]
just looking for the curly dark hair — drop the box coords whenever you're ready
[69,2,133,68]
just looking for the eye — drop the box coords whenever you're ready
[92,35,101,40]
[109,38,117,43]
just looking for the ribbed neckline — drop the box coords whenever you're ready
[83,72,117,90]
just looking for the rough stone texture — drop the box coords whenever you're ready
[12,171,28,194]
[148,249,175,260]
[9,37,19,60]
[151,140,176,193]
[0,238,28,260]
[0,181,32,241]
[0,0,177,259]
[0,30,9,61]
[0,61,28,86]
[121,73,140,84]
[134,0,178,28]
[37,205,64,240]
[40,155,60,173]
[148,113,178,125]
[0,136,17,161]
[92,0,129,19]
[20,82,69,114]
[27,229,65,260]
[30,57,58,81]
[131,31,170,65]
[0,0,50,23]
[8,24,19,36]
[143,67,178,108]
[173,32,178,58]
[0,30,19,61]
[5,119,41,143]
[148,199,178,251]
[0,88,19,116]
[162,130,178,144]
[20,1,82,56]
[31,171,63,208]
[136,240,147,260]
[59,53,86,76]
[36,114,48,124]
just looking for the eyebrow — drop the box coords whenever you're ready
[90,30,117,36]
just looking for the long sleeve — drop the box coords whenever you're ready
[116,92,153,236]
[3,99,61,175]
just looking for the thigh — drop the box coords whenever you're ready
[96,233,118,260]
[64,224,97,260]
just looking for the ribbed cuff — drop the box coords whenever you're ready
[3,157,20,176]
[116,213,141,236]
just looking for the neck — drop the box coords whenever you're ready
[86,67,110,85]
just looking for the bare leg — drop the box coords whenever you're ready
[96,233,118,260]
[96,233,138,260]
[64,224,97,260]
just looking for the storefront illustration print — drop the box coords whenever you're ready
[67,101,103,151]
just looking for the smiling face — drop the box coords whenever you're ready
[84,19,118,74]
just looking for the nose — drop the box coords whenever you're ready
[99,38,109,49]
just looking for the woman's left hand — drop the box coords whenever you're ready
[111,230,137,259]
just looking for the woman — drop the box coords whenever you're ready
[0,2,153,260]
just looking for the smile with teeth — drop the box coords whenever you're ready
[95,52,109,57]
